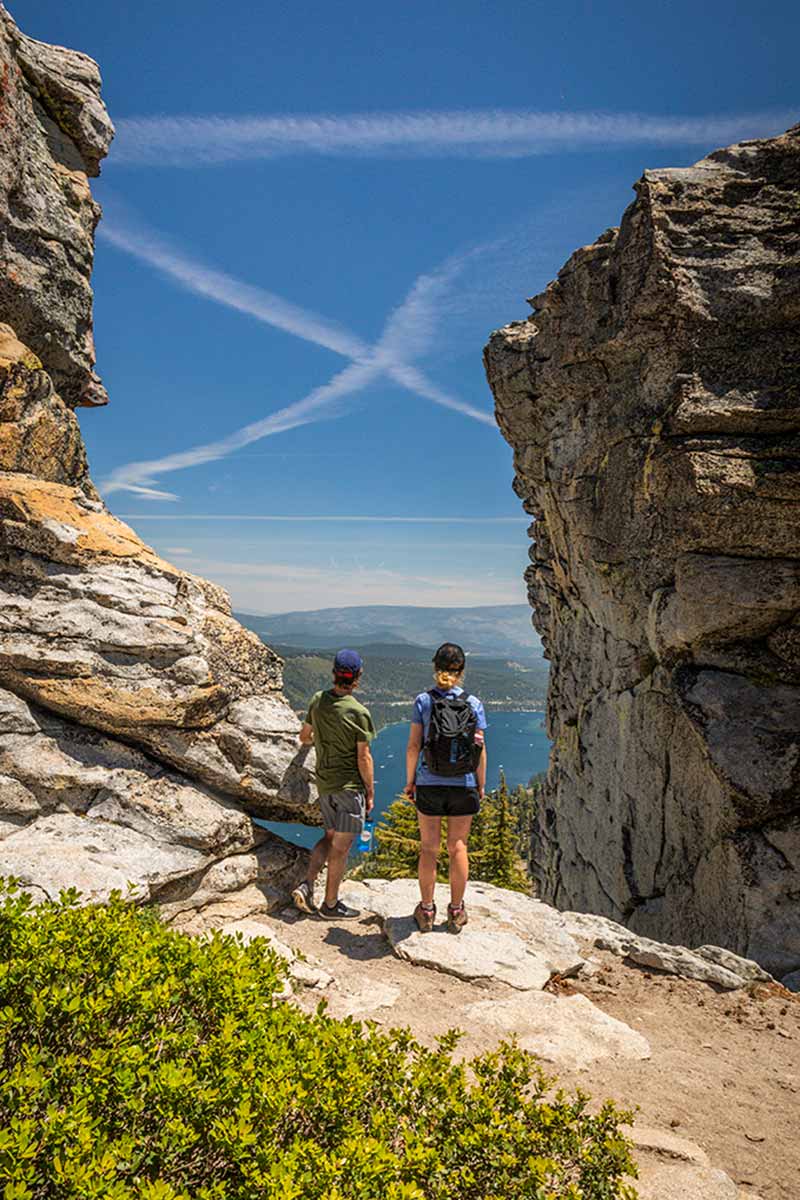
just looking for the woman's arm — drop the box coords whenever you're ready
[298,722,314,747]
[405,723,423,798]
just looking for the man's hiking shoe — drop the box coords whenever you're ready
[291,880,316,914]
[414,902,436,933]
[447,903,468,933]
[319,899,360,920]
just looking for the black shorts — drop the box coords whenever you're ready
[415,785,480,818]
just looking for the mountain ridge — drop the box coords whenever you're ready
[235,603,544,660]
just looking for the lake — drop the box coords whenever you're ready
[261,709,551,850]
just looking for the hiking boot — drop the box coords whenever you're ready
[447,902,468,933]
[414,902,436,933]
[319,899,361,921]
[291,880,317,914]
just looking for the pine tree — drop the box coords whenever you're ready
[470,774,531,893]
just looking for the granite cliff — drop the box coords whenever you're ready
[0,7,313,918]
[485,125,800,978]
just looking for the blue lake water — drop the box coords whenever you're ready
[262,709,551,850]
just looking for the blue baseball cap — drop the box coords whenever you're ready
[333,648,363,676]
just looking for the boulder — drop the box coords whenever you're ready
[627,1124,754,1199]
[625,1125,710,1167]
[0,474,317,821]
[0,686,308,911]
[563,911,773,989]
[465,990,651,1069]
[484,123,800,975]
[341,878,584,988]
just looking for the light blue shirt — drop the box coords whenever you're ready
[411,686,487,787]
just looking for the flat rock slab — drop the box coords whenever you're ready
[625,1125,709,1167]
[385,921,554,990]
[342,878,584,990]
[332,982,402,1019]
[465,990,651,1069]
[634,1161,739,1199]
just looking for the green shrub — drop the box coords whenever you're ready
[0,880,637,1199]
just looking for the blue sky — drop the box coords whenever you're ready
[14,1,798,613]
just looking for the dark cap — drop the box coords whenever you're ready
[333,648,363,677]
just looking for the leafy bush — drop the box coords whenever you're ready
[0,880,637,1199]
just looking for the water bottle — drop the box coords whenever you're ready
[358,819,374,854]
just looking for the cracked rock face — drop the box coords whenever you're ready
[0,8,316,917]
[0,6,114,408]
[484,125,800,976]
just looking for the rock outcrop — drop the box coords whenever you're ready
[341,877,776,992]
[0,8,315,919]
[484,125,800,977]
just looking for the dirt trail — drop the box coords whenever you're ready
[275,904,800,1200]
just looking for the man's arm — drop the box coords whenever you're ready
[356,741,375,815]
[475,744,487,798]
[405,723,423,799]
[299,722,314,747]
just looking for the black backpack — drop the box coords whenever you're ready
[422,689,482,777]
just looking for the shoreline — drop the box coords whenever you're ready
[371,707,546,735]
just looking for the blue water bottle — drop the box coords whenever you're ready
[358,819,374,854]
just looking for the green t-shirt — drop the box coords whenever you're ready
[306,689,376,795]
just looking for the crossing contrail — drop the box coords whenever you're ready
[99,209,495,498]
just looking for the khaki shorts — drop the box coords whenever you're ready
[318,789,365,836]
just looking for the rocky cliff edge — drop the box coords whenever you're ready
[0,6,314,916]
[484,124,800,978]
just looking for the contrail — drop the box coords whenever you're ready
[99,210,494,497]
[98,215,369,361]
[111,107,797,167]
[102,360,380,496]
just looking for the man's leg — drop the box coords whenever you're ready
[323,830,356,907]
[446,814,474,909]
[417,813,442,906]
[292,828,334,912]
[307,829,334,885]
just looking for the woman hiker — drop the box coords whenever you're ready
[404,642,487,933]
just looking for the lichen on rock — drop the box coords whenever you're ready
[484,124,800,976]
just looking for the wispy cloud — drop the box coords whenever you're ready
[156,553,526,610]
[99,207,494,498]
[111,107,797,167]
[117,515,526,522]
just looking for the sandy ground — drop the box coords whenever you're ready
[273,904,800,1200]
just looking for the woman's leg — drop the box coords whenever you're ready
[417,812,442,905]
[446,814,474,908]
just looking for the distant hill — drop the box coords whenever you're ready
[259,643,549,730]
[235,605,543,661]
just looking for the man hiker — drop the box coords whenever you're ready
[292,649,375,920]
